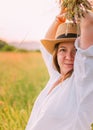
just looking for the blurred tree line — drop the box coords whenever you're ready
[0,39,28,52]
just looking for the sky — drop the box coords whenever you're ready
[0,0,59,42]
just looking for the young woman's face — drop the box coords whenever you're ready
[57,42,76,75]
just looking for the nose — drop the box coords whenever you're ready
[65,52,73,60]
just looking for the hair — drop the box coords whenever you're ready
[52,43,73,81]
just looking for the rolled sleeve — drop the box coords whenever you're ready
[74,38,93,82]
[74,38,93,101]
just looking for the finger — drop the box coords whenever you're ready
[60,7,67,14]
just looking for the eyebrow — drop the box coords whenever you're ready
[58,45,66,48]
[58,45,76,50]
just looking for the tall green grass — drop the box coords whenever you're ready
[0,52,49,130]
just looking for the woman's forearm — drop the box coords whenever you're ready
[45,19,61,39]
[80,10,93,49]
[45,9,66,39]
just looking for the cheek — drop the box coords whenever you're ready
[57,54,64,66]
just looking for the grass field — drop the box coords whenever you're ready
[0,52,49,130]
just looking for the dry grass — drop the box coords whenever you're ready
[0,52,49,130]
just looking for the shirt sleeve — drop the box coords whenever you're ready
[73,38,93,128]
[74,37,93,101]
[39,42,60,78]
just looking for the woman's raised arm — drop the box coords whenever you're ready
[80,11,93,49]
[45,8,66,39]
[40,8,66,77]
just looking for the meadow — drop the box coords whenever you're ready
[0,52,49,130]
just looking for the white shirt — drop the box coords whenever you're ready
[26,38,93,130]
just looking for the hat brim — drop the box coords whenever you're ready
[41,38,76,54]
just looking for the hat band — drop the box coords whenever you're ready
[56,33,78,39]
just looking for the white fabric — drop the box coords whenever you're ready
[26,38,93,130]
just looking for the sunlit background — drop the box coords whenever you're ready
[0,0,59,43]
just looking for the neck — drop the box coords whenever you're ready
[47,75,64,95]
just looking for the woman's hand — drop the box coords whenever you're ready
[45,8,67,39]
[81,10,93,27]
[56,8,67,24]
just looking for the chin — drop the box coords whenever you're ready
[65,69,73,75]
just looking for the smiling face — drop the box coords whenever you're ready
[56,42,76,75]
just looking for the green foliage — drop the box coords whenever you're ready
[0,39,30,52]
[0,40,7,48]
[0,39,17,51]
[0,52,49,130]
[1,44,16,51]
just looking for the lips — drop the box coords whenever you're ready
[64,63,73,68]
[64,63,73,65]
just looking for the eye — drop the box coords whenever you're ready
[72,49,77,55]
[58,48,66,53]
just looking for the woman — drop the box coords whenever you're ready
[26,8,93,130]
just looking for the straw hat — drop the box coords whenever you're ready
[41,23,80,54]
